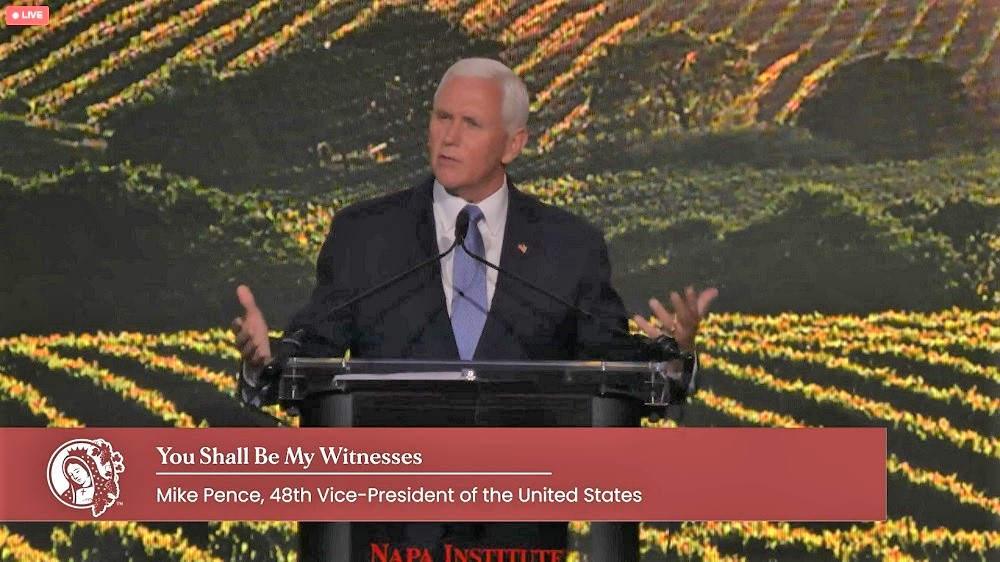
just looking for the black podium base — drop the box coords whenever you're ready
[297,383,642,562]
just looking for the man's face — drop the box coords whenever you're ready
[428,75,526,202]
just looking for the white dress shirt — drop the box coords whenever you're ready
[432,178,509,315]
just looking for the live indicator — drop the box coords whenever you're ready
[6,5,49,26]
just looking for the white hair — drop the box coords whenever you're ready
[434,58,529,133]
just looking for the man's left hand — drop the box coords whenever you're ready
[633,286,719,352]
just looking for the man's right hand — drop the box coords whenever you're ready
[232,285,272,369]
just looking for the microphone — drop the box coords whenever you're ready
[318,207,473,323]
[297,207,475,336]
[455,236,693,364]
[454,208,471,244]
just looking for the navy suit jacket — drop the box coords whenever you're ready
[284,176,643,363]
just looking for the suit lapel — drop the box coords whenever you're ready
[410,179,460,359]
[412,177,441,268]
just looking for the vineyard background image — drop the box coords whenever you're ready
[0,1,997,561]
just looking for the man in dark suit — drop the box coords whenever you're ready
[233,58,716,560]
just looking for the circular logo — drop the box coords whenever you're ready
[47,439,125,517]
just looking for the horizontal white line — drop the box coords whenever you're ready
[155,471,552,476]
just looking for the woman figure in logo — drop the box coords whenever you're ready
[60,455,96,506]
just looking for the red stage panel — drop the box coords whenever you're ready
[0,427,886,521]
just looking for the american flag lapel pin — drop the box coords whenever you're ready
[517,243,527,254]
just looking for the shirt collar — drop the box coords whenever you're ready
[432,177,508,237]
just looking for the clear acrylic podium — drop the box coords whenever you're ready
[277,357,681,562]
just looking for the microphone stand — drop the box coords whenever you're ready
[256,213,475,385]
[455,238,693,363]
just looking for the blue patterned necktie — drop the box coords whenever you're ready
[451,205,488,360]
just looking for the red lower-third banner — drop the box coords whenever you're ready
[0,427,885,521]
